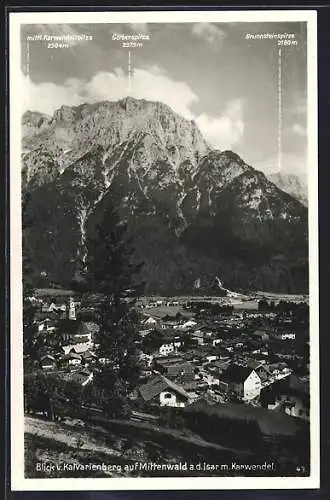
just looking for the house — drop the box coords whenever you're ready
[73,369,94,386]
[41,303,51,313]
[212,360,231,376]
[220,365,262,401]
[58,368,93,387]
[80,350,96,365]
[40,354,56,370]
[139,328,153,337]
[62,343,91,356]
[37,318,57,333]
[155,339,181,356]
[247,361,274,386]
[159,342,175,356]
[172,336,182,349]
[191,330,204,345]
[48,302,59,313]
[266,391,309,421]
[71,343,91,355]
[206,355,218,363]
[144,316,158,326]
[139,375,192,408]
[161,315,180,327]
[280,396,309,420]
[181,320,197,330]
[58,319,93,345]
[157,359,195,383]
[154,355,184,368]
[60,352,82,368]
[139,352,154,366]
[281,332,296,340]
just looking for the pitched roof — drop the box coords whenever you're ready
[214,360,230,371]
[221,364,253,383]
[166,361,194,378]
[72,343,91,354]
[40,354,55,361]
[58,319,90,336]
[62,352,81,360]
[139,375,191,402]
[155,355,184,366]
[80,350,96,359]
[246,359,263,370]
[192,331,204,338]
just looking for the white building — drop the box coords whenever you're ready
[281,332,296,340]
[144,316,157,325]
[181,320,197,329]
[139,375,192,408]
[243,370,262,401]
[221,365,262,402]
[159,342,175,356]
[37,318,56,333]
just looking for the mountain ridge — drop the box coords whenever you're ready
[22,97,308,294]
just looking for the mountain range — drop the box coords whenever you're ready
[22,97,308,295]
[268,172,308,207]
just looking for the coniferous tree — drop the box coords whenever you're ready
[83,198,145,416]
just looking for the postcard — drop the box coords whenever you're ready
[9,9,319,490]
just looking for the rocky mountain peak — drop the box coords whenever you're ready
[268,171,308,206]
[21,97,308,294]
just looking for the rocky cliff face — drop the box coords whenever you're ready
[22,97,308,294]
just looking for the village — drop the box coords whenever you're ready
[25,291,310,423]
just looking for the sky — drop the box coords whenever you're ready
[20,21,308,178]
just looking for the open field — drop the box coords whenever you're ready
[35,288,308,305]
[232,300,259,311]
[35,288,75,297]
[142,306,194,319]
[253,291,309,303]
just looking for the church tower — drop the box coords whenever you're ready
[67,296,76,321]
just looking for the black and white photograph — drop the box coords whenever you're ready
[9,10,319,490]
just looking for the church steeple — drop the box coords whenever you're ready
[67,296,76,321]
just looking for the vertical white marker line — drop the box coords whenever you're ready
[128,50,132,92]
[26,39,30,76]
[278,46,282,173]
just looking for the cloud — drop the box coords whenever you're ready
[255,151,307,179]
[192,23,226,45]
[108,23,149,35]
[22,66,244,150]
[287,92,306,119]
[196,99,245,150]
[127,23,149,33]
[291,123,306,136]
